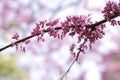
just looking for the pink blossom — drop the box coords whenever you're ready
[20,46,26,52]
[46,18,59,26]
[12,33,19,40]
[39,20,47,28]
[118,20,120,25]
[70,43,76,57]
[111,20,117,26]
[102,1,120,20]
[31,24,41,35]
[48,28,59,38]
[24,40,30,44]
[37,36,44,42]
[15,44,19,51]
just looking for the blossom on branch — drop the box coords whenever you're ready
[0,1,119,79]
[12,33,19,40]
[102,1,120,20]
[0,1,119,55]
[46,18,59,26]
[31,24,41,35]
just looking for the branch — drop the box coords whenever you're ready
[59,14,119,80]
[59,50,80,80]
[0,14,119,52]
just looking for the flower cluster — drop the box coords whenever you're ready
[30,14,105,56]
[102,1,120,20]
[10,1,119,55]
[12,33,19,40]
[61,15,92,37]
[12,33,30,52]
[31,24,41,35]
[102,1,120,27]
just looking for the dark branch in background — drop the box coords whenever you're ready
[0,14,119,52]
[48,0,82,20]
[48,0,64,20]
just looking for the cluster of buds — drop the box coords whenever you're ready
[102,1,120,27]
[102,1,120,20]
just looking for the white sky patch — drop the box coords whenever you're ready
[88,0,105,8]
[98,34,118,54]
[80,59,105,80]
[41,0,61,8]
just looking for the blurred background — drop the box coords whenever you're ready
[0,0,120,80]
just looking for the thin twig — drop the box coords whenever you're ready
[59,50,81,80]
